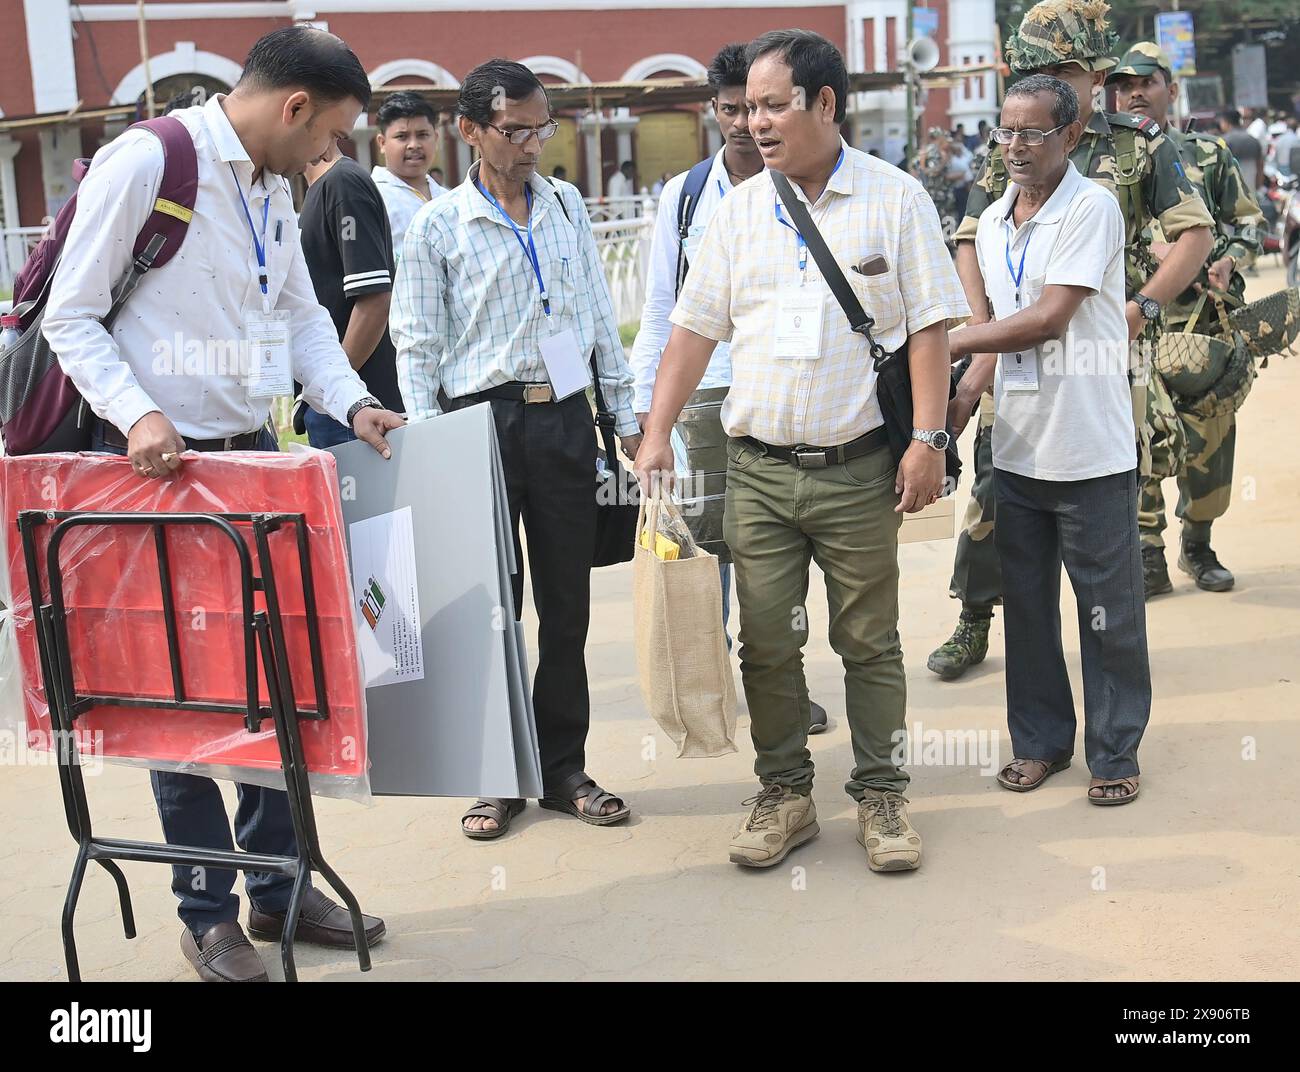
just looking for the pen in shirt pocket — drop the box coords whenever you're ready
[275,219,283,245]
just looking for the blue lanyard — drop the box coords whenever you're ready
[716,178,727,200]
[774,148,845,275]
[475,179,550,317]
[1004,224,1033,305]
[229,163,270,301]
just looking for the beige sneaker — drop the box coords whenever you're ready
[728,784,819,868]
[857,790,922,872]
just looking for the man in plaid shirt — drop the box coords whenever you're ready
[636,30,968,873]
[392,60,641,841]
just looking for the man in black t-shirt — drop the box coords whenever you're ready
[300,145,404,446]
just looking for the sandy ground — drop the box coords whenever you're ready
[1,263,1297,983]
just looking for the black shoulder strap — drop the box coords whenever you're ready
[545,178,620,457]
[769,170,888,368]
[590,373,621,469]
[546,176,573,223]
[675,157,717,298]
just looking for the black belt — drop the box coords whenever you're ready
[739,425,889,469]
[456,382,556,405]
[97,420,266,453]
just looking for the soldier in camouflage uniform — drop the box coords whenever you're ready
[927,0,1213,681]
[919,127,958,242]
[1109,42,1267,597]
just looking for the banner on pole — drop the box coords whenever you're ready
[1155,11,1197,78]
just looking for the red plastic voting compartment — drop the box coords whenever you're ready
[1,449,366,785]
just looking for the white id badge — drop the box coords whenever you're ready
[683,222,707,260]
[245,310,293,399]
[1001,349,1040,392]
[538,325,591,400]
[774,288,824,360]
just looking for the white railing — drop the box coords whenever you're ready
[1,226,48,297]
[584,194,656,223]
[3,205,656,330]
[591,197,654,329]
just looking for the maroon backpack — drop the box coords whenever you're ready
[0,116,198,454]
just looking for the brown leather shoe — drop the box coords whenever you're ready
[181,921,268,983]
[247,888,385,949]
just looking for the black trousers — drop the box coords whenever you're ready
[994,467,1151,779]
[444,392,597,793]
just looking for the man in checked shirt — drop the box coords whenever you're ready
[392,60,642,841]
[636,30,969,873]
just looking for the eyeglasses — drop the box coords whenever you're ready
[484,119,560,146]
[990,124,1068,146]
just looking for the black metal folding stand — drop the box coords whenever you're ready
[16,508,372,982]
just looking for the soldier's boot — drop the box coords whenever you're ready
[1142,545,1173,600]
[808,701,829,735]
[926,606,992,681]
[1178,540,1235,592]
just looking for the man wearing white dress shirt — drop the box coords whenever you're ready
[630,45,752,422]
[629,42,828,733]
[606,160,637,218]
[607,160,635,201]
[42,26,401,982]
[372,91,448,257]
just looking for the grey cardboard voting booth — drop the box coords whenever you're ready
[330,405,543,798]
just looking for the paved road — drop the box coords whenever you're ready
[2,264,1297,982]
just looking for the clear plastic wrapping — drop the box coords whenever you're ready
[640,492,702,561]
[0,448,369,800]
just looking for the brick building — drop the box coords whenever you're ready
[0,0,997,268]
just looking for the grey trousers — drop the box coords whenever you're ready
[993,467,1151,779]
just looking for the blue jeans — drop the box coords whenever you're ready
[305,407,357,448]
[92,422,303,933]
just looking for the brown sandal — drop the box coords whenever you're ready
[1088,776,1140,806]
[461,797,525,839]
[538,771,630,826]
[997,757,1070,792]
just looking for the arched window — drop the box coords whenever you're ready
[109,43,242,108]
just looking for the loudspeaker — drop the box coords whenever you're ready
[904,36,941,73]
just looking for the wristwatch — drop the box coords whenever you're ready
[912,428,951,452]
[346,396,382,425]
[1131,292,1161,323]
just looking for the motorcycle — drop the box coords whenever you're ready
[1281,175,1300,288]
[1268,146,1300,288]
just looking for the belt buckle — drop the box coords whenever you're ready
[523,384,553,404]
[792,446,828,469]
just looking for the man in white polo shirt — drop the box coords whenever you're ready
[948,74,1151,807]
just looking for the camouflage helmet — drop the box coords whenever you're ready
[1154,330,1235,399]
[1228,286,1300,360]
[1106,41,1173,85]
[1004,0,1120,75]
[1181,336,1257,419]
